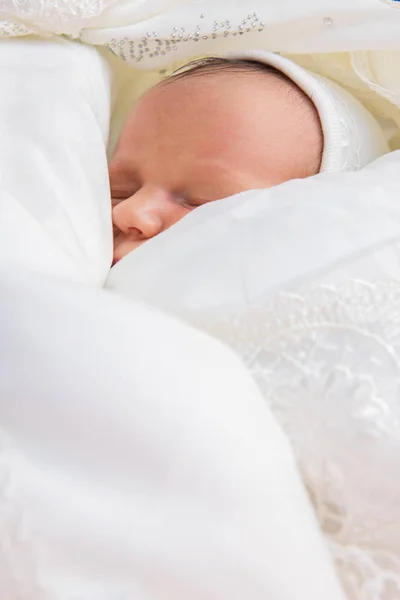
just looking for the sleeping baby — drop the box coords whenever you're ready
[109,52,387,266]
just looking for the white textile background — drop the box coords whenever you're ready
[0,37,113,284]
[2,0,400,56]
[107,150,400,600]
[0,268,347,600]
[0,34,348,600]
[2,1,400,599]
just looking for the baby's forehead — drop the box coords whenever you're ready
[141,67,289,118]
[131,70,302,159]
[128,62,323,177]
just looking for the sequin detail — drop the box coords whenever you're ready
[104,12,266,63]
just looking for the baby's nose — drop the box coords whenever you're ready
[112,194,163,240]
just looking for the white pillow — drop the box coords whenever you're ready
[0,37,113,285]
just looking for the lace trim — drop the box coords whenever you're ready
[0,6,268,59]
[317,78,361,170]
[330,541,400,600]
[0,0,116,36]
[0,19,34,36]
[103,10,267,64]
[0,0,106,22]
[2,281,400,597]
[194,280,400,599]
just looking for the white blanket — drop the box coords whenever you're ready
[2,1,400,598]
[0,37,347,600]
[0,267,346,600]
[2,0,400,55]
[108,150,400,598]
[0,37,113,285]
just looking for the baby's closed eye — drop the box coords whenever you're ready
[179,197,208,210]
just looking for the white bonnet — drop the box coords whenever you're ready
[228,50,389,172]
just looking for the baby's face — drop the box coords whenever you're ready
[109,72,320,265]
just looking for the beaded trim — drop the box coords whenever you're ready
[104,11,266,64]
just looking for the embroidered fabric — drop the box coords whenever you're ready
[0,268,352,600]
[314,77,361,170]
[0,19,33,36]
[0,0,115,37]
[100,9,267,65]
[191,280,400,600]
[2,0,400,60]
[0,0,108,21]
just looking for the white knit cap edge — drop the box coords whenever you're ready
[226,50,389,172]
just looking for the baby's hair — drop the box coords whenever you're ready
[165,56,323,176]
[168,56,297,88]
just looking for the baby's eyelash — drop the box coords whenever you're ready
[182,197,211,209]
[182,200,200,209]
[178,194,208,209]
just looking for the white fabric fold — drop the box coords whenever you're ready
[107,151,400,316]
[107,150,400,599]
[0,268,346,600]
[3,0,400,58]
[0,37,113,285]
[2,2,400,598]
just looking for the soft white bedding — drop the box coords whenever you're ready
[0,36,348,600]
[0,267,347,600]
[2,1,400,597]
[0,37,113,285]
[108,150,400,312]
[108,150,400,598]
